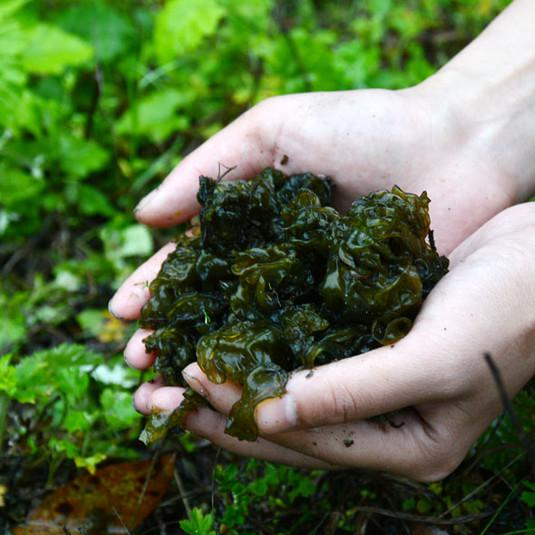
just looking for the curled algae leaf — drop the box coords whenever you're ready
[139,168,449,443]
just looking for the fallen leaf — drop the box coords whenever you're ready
[14,454,175,534]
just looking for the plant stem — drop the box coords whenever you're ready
[0,392,9,454]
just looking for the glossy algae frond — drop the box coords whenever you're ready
[139,168,448,442]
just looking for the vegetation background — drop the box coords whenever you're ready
[2,0,535,533]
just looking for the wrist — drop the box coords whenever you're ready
[415,65,535,202]
[412,0,535,201]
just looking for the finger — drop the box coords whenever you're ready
[108,242,175,319]
[187,407,338,469]
[182,364,455,481]
[149,386,187,412]
[149,385,339,469]
[134,377,164,414]
[134,105,277,227]
[124,329,156,369]
[270,413,454,481]
[184,336,445,435]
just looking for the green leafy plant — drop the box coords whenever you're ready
[0,344,141,474]
[180,507,217,535]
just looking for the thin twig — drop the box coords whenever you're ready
[478,482,520,535]
[159,486,211,507]
[439,450,524,518]
[137,445,165,527]
[484,352,535,478]
[353,506,490,526]
[461,413,505,477]
[174,465,192,516]
[112,506,133,535]
[216,162,237,182]
[211,447,222,515]
[0,393,9,455]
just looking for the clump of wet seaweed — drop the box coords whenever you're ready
[139,168,448,442]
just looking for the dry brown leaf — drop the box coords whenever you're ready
[14,454,175,534]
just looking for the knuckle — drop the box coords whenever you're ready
[406,433,466,483]
[331,383,360,423]
[297,376,358,427]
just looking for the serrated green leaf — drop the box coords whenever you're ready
[14,344,102,403]
[62,407,95,433]
[22,23,93,74]
[154,0,225,63]
[180,507,216,535]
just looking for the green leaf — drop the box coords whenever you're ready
[100,388,140,429]
[58,134,110,179]
[0,0,29,22]
[0,5,27,129]
[101,224,154,264]
[0,165,44,207]
[77,309,106,338]
[0,291,28,352]
[62,407,95,433]
[57,1,135,62]
[521,490,535,508]
[116,88,191,143]
[154,0,225,63]
[179,508,216,535]
[56,366,89,401]
[22,23,93,75]
[0,354,17,396]
[48,437,80,458]
[14,344,101,403]
[74,453,106,473]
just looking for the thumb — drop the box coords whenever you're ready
[134,98,287,228]
[254,338,444,434]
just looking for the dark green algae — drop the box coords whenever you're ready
[139,168,448,443]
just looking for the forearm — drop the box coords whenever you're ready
[418,0,535,200]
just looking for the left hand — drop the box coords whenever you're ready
[123,203,535,482]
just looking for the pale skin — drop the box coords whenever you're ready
[110,0,535,481]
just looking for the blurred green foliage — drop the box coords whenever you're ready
[2,0,532,532]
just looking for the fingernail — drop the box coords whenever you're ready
[150,388,185,411]
[108,297,123,320]
[134,189,158,214]
[182,365,207,396]
[150,396,178,411]
[123,352,135,369]
[255,394,298,434]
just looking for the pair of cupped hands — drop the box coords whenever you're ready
[109,87,535,482]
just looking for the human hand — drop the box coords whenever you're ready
[133,203,535,481]
[109,75,525,322]
[109,0,535,480]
